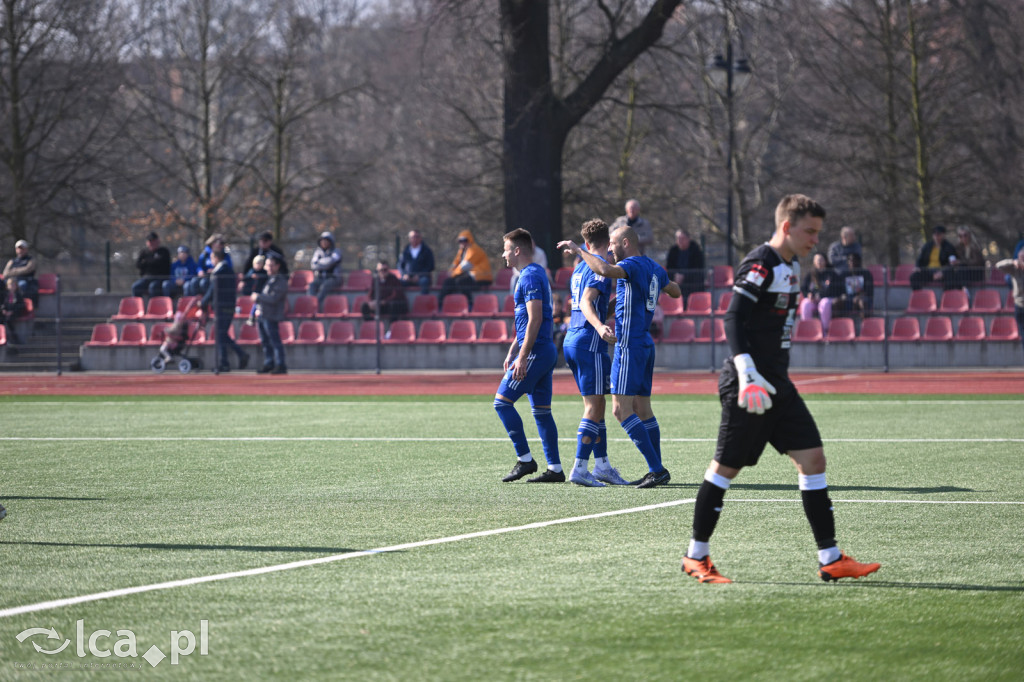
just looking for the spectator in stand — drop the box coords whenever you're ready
[2,240,38,304]
[398,230,435,295]
[832,253,874,323]
[308,231,343,306]
[244,231,288,277]
[1,277,27,344]
[910,225,957,290]
[611,199,654,253]
[240,254,268,297]
[362,259,409,321]
[252,253,288,374]
[439,230,493,304]
[131,232,171,300]
[951,226,986,291]
[186,234,233,297]
[200,248,249,374]
[665,229,706,304]
[995,252,1024,356]
[163,245,199,300]
[826,226,862,275]
[799,253,835,334]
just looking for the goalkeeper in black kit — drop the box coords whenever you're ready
[681,194,881,584]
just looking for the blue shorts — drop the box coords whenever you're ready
[496,344,557,405]
[610,340,654,397]
[564,343,610,397]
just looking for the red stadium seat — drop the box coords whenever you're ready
[275,321,294,344]
[479,319,510,343]
[447,319,478,343]
[659,293,683,317]
[866,264,885,287]
[355,321,385,344]
[410,294,439,318]
[970,289,1002,314]
[1003,291,1014,313]
[440,293,470,318]
[712,265,734,288]
[142,296,174,320]
[326,320,355,343]
[346,295,369,318]
[0,325,5,345]
[233,296,254,319]
[858,317,886,342]
[320,295,349,319]
[825,317,856,342]
[118,322,147,346]
[716,291,733,314]
[289,295,319,319]
[989,317,1020,341]
[683,291,712,316]
[888,264,915,287]
[955,316,986,341]
[385,320,416,343]
[662,318,696,343]
[288,270,314,293]
[469,293,499,318]
[85,323,118,346]
[415,320,447,343]
[147,322,170,345]
[922,316,953,341]
[905,290,937,314]
[499,295,515,318]
[792,319,823,342]
[493,268,515,291]
[111,296,144,321]
[343,269,373,293]
[294,320,325,344]
[890,317,921,342]
[36,272,58,295]
[236,323,261,345]
[553,267,573,290]
[695,318,726,343]
[938,290,969,315]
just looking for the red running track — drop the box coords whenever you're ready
[0,370,1021,396]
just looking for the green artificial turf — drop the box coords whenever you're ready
[0,396,1021,680]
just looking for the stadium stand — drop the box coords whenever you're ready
[825,317,856,342]
[938,290,969,315]
[891,317,921,342]
[905,289,937,314]
[955,316,986,341]
[792,319,823,343]
[410,294,439,318]
[111,297,144,321]
[447,319,477,343]
[922,316,953,341]
[659,292,683,316]
[662,318,696,343]
[416,320,447,344]
[696,318,726,343]
[326,320,356,343]
[858,317,886,342]
[295,321,326,344]
[683,291,712,316]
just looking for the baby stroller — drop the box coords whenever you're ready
[150,303,207,374]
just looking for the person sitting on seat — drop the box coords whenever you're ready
[438,230,492,305]
[308,231,343,306]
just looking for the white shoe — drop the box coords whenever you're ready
[569,468,606,487]
[593,467,631,486]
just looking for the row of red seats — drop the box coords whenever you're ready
[660,316,1020,343]
[110,293,516,322]
[85,318,514,347]
[904,288,1015,315]
[286,268,520,294]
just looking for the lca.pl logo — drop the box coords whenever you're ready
[16,619,209,668]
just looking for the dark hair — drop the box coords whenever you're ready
[503,228,534,252]
[580,219,609,246]
[259,231,273,241]
[775,194,826,227]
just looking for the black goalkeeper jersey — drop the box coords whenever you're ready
[725,243,801,383]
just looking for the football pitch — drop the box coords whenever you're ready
[0,394,1022,680]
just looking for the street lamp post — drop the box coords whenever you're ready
[709,38,750,267]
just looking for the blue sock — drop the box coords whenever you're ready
[576,418,599,461]
[643,417,661,459]
[494,398,529,457]
[531,406,560,467]
[594,421,608,463]
[622,414,661,472]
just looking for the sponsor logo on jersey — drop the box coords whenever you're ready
[745,264,768,287]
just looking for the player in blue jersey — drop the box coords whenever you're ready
[680,194,880,584]
[559,224,681,488]
[495,229,563,483]
[562,219,631,487]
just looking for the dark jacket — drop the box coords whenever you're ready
[245,244,289,275]
[254,273,288,322]
[399,242,435,278]
[201,261,238,311]
[915,240,957,269]
[137,246,171,277]
[666,242,705,274]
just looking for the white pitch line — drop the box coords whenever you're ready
[0,498,694,620]
[1,436,1022,443]
[3,495,1022,620]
